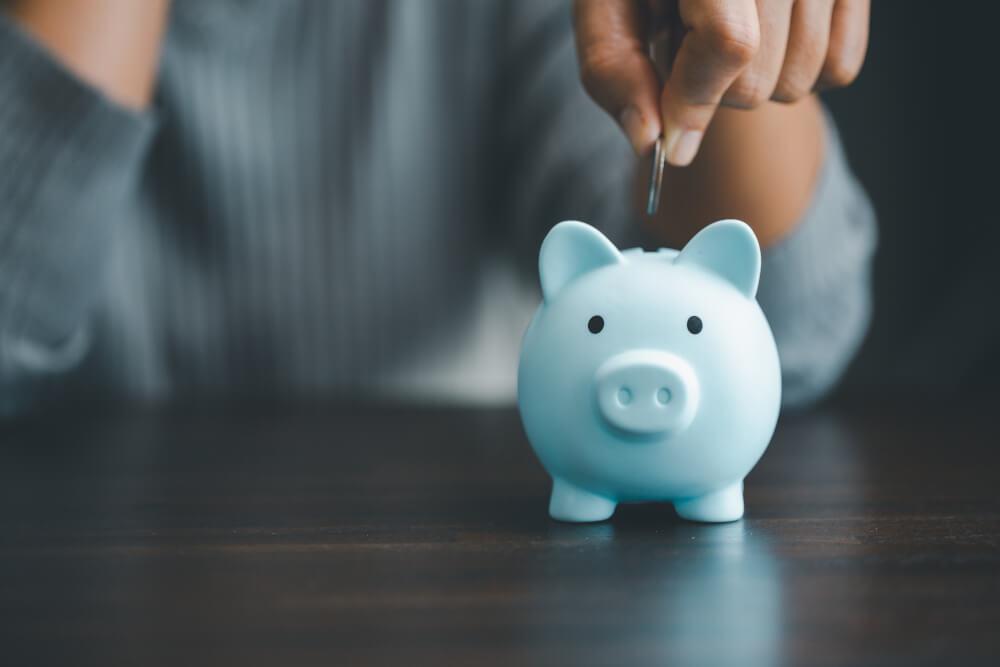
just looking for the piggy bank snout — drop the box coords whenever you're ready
[595,350,700,436]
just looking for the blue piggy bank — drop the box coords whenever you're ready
[517,220,781,523]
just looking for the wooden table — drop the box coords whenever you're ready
[1,401,998,666]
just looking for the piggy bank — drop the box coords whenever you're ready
[517,219,781,523]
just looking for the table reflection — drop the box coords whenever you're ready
[512,515,781,665]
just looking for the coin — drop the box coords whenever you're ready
[646,136,666,216]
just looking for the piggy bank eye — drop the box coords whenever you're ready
[687,316,703,334]
[588,315,604,334]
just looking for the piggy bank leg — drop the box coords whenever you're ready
[549,478,616,522]
[673,481,744,523]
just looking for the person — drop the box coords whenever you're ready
[0,0,875,416]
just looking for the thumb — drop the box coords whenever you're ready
[573,0,662,155]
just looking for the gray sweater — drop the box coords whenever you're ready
[0,0,876,415]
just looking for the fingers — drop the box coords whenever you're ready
[818,0,870,89]
[659,0,760,165]
[722,0,793,109]
[723,0,869,106]
[773,0,835,102]
[573,0,663,154]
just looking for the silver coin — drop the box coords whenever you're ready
[646,136,666,216]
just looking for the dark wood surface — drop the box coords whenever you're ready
[1,400,998,666]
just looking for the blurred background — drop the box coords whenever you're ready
[3,1,996,409]
[826,2,999,398]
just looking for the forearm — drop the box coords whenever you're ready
[5,0,169,109]
[649,96,826,249]
[755,111,877,407]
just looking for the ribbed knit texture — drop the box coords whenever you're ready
[0,0,876,414]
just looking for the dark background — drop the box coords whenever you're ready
[825,2,999,397]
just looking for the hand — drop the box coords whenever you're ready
[572,0,870,165]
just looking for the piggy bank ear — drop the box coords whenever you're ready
[539,221,624,302]
[676,219,761,298]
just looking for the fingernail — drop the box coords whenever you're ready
[664,127,703,167]
[619,106,658,155]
